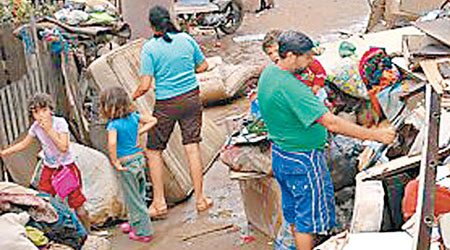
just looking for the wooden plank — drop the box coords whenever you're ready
[400,0,443,15]
[28,69,37,94]
[34,67,42,93]
[412,84,440,250]
[18,77,30,129]
[11,81,25,135]
[13,79,25,134]
[415,19,450,48]
[24,72,32,103]
[0,90,8,147]
[420,60,445,94]
[5,84,19,140]
[0,88,13,144]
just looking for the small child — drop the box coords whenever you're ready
[262,29,327,96]
[0,93,90,230]
[100,87,157,243]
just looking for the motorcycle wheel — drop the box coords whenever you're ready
[219,0,244,34]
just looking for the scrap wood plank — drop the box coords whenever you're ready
[0,88,13,144]
[0,89,7,147]
[420,59,445,94]
[415,19,450,48]
[400,0,443,15]
[362,154,421,181]
[180,223,234,241]
[5,84,19,140]
[17,77,29,130]
[11,80,25,135]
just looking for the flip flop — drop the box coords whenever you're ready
[148,205,168,220]
[196,197,213,212]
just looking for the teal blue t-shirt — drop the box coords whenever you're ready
[258,63,329,152]
[140,32,205,100]
[106,112,143,158]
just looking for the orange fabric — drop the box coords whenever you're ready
[402,179,450,220]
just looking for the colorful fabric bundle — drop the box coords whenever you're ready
[327,57,369,99]
[359,47,401,119]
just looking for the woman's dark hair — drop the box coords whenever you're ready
[149,6,181,43]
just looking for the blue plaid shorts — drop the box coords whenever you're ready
[272,144,336,234]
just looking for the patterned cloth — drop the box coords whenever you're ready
[359,47,401,118]
[0,193,58,223]
[327,57,369,99]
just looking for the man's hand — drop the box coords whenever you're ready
[371,127,396,145]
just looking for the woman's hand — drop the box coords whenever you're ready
[112,159,129,171]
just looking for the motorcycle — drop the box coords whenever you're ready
[173,0,244,35]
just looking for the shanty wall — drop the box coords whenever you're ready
[0,24,65,147]
[0,24,67,184]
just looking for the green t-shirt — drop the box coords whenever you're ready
[258,63,329,152]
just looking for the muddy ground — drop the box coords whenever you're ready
[113,0,371,249]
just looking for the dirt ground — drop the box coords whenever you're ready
[113,0,371,249]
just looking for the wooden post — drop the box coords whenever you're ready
[29,1,46,90]
[412,84,440,250]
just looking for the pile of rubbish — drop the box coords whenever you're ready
[11,0,130,67]
[220,22,450,249]
[0,182,111,250]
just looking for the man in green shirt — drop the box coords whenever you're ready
[258,30,396,250]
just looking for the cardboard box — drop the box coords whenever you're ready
[238,176,283,238]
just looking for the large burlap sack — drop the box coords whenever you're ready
[197,63,261,103]
[197,67,228,103]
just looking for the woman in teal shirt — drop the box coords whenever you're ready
[133,5,212,219]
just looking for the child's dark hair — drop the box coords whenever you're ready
[262,29,282,54]
[100,87,131,120]
[148,5,181,43]
[28,93,55,120]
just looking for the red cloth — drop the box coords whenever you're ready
[402,178,450,220]
[39,163,86,209]
[308,59,327,88]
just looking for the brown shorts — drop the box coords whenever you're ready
[147,87,203,150]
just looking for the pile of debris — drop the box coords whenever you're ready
[220,22,450,249]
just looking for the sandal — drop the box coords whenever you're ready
[129,230,153,243]
[119,222,131,234]
[196,197,213,212]
[148,205,168,220]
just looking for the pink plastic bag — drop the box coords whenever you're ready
[51,166,80,198]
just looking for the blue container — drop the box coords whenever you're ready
[179,0,209,6]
